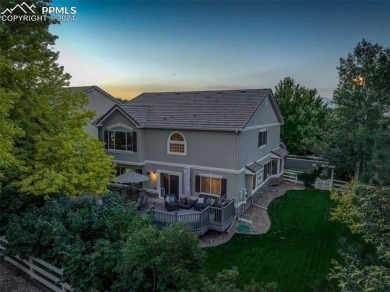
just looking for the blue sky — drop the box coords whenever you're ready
[51,0,390,99]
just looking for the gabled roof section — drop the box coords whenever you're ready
[118,89,272,131]
[93,104,140,127]
[243,90,284,129]
[68,85,121,105]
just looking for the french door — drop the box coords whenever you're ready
[159,172,180,200]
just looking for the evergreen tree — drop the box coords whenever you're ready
[0,0,114,197]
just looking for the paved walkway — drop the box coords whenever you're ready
[199,182,304,247]
[0,261,44,292]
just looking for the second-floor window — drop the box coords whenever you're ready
[168,132,186,155]
[104,130,137,152]
[258,130,267,147]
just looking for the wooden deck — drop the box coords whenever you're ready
[143,198,236,236]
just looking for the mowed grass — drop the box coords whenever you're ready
[203,190,346,291]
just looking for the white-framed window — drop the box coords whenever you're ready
[104,130,137,152]
[271,159,278,175]
[167,132,186,155]
[264,159,279,180]
[252,172,263,191]
[264,161,271,180]
[195,174,227,196]
[258,129,267,148]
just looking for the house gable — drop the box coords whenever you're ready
[69,86,121,136]
[244,92,284,130]
[94,105,140,129]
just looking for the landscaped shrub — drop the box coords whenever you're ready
[113,223,205,291]
[298,167,323,188]
[0,186,45,235]
[4,191,272,291]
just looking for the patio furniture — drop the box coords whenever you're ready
[194,194,216,211]
[165,194,179,211]
[179,197,196,209]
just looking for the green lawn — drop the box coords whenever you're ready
[203,190,347,291]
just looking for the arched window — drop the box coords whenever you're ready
[167,132,186,155]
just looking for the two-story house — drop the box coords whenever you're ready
[94,89,287,213]
[69,86,121,137]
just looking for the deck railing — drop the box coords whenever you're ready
[152,200,235,235]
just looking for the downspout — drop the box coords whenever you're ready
[235,129,239,216]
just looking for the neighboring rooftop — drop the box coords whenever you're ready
[68,86,96,93]
[67,86,122,104]
[100,89,281,131]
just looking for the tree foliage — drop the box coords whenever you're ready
[114,224,206,291]
[0,0,114,197]
[330,183,390,291]
[4,191,276,291]
[274,77,329,155]
[325,40,390,181]
[297,167,323,188]
[366,118,390,186]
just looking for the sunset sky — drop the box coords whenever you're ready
[51,0,390,100]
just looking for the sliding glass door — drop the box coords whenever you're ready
[160,172,180,199]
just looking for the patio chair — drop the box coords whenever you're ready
[165,194,179,211]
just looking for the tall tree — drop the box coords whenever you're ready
[274,77,329,155]
[326,40,390,180]
[0,0,114,197]
[366,118,390,186]
[330,183,390,291]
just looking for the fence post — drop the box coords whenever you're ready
[29,257,34,278]
[330,168,334,190]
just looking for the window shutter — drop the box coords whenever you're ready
[221,178,227,197]
[258,132,261,147]
[132,132,137,152]
[195,175,200,192]
[265,130,267,145]
[104,131,108,149]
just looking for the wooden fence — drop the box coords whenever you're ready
[314,178,348,192]
[283,169,304,184]
[0,237,73,292]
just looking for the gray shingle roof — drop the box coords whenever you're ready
[119,89,272,131]
[272,142,289,157]
[245,161,263,174]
